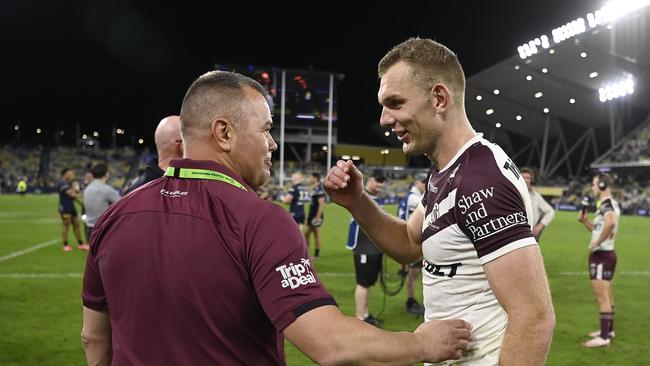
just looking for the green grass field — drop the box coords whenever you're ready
[1,194,649,365]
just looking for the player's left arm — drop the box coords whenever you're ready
[81,306,112,366]
[589,211,616,251]
[484,246,555,366]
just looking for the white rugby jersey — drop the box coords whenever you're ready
[590,198,620,252]
[419,135,537,365]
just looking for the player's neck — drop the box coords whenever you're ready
[428,121,476,170]
[183,145,238,175]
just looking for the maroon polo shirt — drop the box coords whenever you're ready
[82,159,336,365]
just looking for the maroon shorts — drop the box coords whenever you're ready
[589,250,617,281]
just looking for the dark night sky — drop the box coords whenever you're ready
[1,0,596,146]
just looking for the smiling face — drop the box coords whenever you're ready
[378,61,441,157]
[230,87,277,189]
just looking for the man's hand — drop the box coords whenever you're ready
[414,319,473,362]
[532,223,544,237]
[323,160,364,210]
[589,240,600,252]
[577,210,587,223]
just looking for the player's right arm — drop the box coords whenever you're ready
[324,160,423,264]
[81,307,112,366]
[283,305,472,365]
[280,188,294,204]
[577,210,595,231]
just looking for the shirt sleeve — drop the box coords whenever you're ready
[82,230,108,311]
[245,204,336,332]
[537,192,555,226]
[106,186,121,204]
[455,162,536,264]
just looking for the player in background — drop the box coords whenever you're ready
[397,172,428,315]
[57,168,88,251]
[347,173,386,328]
[282,172,309,229]
[577,173,620,348]
[304,172,326,258]
[521,168,555,242]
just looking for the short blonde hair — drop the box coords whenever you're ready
[378,38,466,105]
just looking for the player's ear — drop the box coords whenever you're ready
[429,84,450,111]
[211,119,234,151]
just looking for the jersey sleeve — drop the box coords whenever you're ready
[81,232,108,311]
[59,182,71,195]
[455,156,536,264]
[245,204,336,332]
[600,199,615,214]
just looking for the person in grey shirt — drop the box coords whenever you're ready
[83,163,120,241]
[521,168,555,242]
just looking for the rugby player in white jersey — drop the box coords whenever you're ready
[578,173,620,348]
[324,38,555,365]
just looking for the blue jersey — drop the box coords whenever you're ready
[289,183,309,218]
[347,191,384,254]
[57,180,77,213]
[308,184,325,217]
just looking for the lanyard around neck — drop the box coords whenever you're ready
[165,167,247,191]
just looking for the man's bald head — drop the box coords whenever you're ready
[154,115,183,169]
[180,71,269,143]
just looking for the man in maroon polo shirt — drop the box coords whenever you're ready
[81,71,472,365]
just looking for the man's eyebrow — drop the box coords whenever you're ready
[379,95,404,105]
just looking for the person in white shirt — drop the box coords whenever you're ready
[521,168,555,242]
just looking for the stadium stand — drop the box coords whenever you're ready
[0,145,137,193]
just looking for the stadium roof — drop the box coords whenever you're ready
[465,3,650,142]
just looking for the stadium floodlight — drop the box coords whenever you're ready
[486,108,495,115]
[36,128,42,134]
[514,65,520,70]
[534,92,543,98]
[93,131,99,137]
[352,155,361,160]
[543,108,550,114]
[322,145,328,151]
[549,49,555,54]
[14,125,19,131]
[542,68,548,73]
[493,89,500,95]
[296,114,316,120]
[342,155,351,160]
[495,122,502,128]
[517,1,650,59]
[580,52,588,58]
[598,77,634,102]
[589,72,599,78]
[526,75,533,81]
[476,95,483,101]
[569,98,576,104]
[384,131,390,136]
[82,134,88,140]
[138,138,144,144]
[515,115,522,121]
